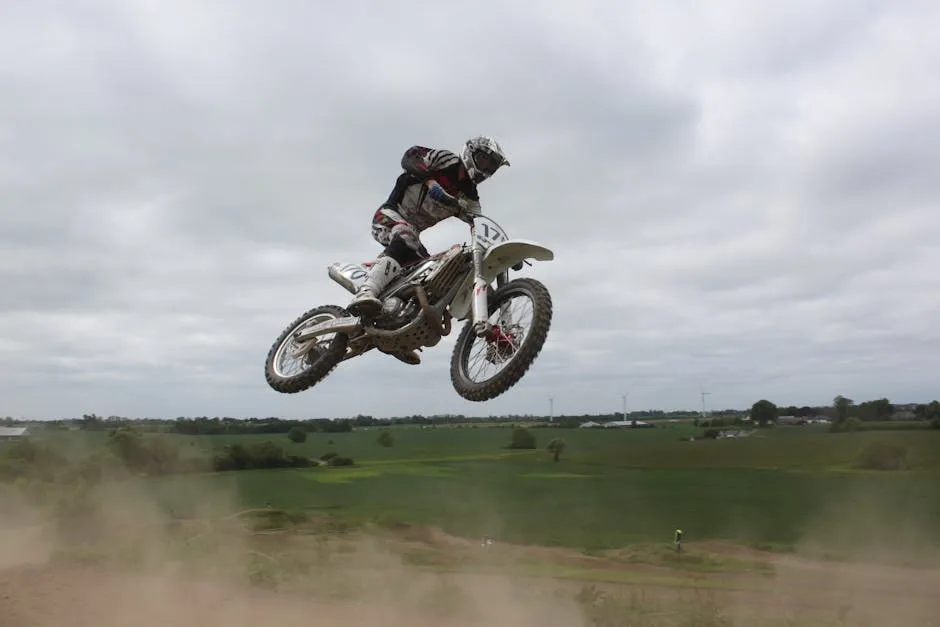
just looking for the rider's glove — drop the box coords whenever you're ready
[456,196,482,224]
[428,181,458,207]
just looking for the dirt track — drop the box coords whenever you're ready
[2,500,939,627]
[3,535,940,627]
[0,561,589,627]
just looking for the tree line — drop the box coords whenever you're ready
[748,397,940,429]
[4,397,938,432]
[0,425,356,487]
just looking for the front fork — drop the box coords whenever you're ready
[470,223,491,338]
[470,224,511,339]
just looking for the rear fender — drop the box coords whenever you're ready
[328,258,439,295]
[328,262,367,295]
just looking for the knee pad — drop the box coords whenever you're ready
[384,235,426,265]
[390,223,419,249]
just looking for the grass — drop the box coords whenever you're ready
[569,427,940,471]
[5,420,939,627]
[136,455,940,559]
[20,422,940,469]
[7,423,940,560]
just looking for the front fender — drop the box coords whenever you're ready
[481,239,554,283]
[448,239,554,320]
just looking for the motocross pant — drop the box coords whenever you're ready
[370,205,428,266]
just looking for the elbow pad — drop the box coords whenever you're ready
[427,182,458,207]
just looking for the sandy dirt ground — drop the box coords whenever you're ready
[2,520,940,627]
[2,476,939,627]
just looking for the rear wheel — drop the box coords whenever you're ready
[450,278,552,401]
[264,305,350,394]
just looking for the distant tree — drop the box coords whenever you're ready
[857,398,893,421]
[834,395,854,423]
[102,426,186,475]
[251,441,289,467]
[80,413,103,431]
[218,443,251,470]
[377,429,394,447]
[211,440,311,472]
[546,438,566,462]
[287,427,307,443]
[873,398,893,420]
[750,400,778,427]
[106,426,147,468]
[508,427,536,449]
[3,438,68,482]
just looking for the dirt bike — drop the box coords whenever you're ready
[263,214,554,402]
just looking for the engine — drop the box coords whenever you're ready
[372,295,420,330]
[423,247,471,302]
[368,247,469,333]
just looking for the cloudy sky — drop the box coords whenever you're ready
[2,0,938,420]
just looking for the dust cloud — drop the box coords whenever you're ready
[738,477,940,626]
[0,472,587,627]
[3,443,940,626]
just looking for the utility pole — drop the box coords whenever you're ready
[700,391,711,418]
[549,397,554,423]
[622,393,629,421]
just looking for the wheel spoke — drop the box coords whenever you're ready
[266,305,352,394]
[449,278,552,402]
[463,294,534,384]
[273,313,338,379]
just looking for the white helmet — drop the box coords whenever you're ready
[460,136,510,184]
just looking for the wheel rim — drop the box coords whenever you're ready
[272,312,340,379]
[459,292,535,385]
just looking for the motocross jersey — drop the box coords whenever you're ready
[383,146,482,232]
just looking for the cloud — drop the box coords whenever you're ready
[1,0,938,419]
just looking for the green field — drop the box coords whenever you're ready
[98,424,940,558]
[7,422,940,557]
[5,421,940,626]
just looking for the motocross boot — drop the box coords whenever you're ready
[347,257,421,365]
[380,347,421,366]
[347,256,401,318]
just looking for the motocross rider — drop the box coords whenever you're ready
[347,136,511,366]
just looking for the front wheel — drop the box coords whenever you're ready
[450,278,553,402]
[264,305,350,394]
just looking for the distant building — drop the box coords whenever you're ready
[716,429,753,439]
[579,420,654,429]
[776,416,807,426]
[0,427,29,440]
